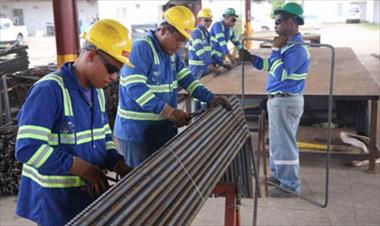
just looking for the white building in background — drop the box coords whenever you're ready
[0,0,378,38]
[97,0,166,29]
[0,0,98,36]
[365,0,379,24]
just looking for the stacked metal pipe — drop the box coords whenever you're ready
[67,96,253,226]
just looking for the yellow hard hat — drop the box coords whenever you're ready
[197,8,213,19]
[164,6,195,40]
[83,19,133,67]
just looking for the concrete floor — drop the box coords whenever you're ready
[1,157,379,226]
[192,157,380,226]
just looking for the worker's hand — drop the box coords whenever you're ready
[272,36,288,48]
[208,96,232,111]
[208,64,221,75]
[225,53,233,62]
[221,62,232,70]
[113,159,133,178]
[70,157,110,196]
[162,104,190,127]
[168,109,190,127]
[239,49,255,62]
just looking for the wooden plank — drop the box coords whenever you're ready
[201,47,380,98]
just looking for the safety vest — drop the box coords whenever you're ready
[16,73,111,188]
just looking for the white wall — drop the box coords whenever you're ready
[0,0,98,36]
[97,0,166,30]
[366,0,380,24]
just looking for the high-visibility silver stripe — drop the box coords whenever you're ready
[27,145,51,167]
[274,159,299,165]
[22,165,85,188]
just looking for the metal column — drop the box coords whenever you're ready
[368,99,379,173]
[52,0,80,67]
[244,0,253,50]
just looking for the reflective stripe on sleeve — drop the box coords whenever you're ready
[22,164,86,188]
[117,107,166,121]
[26,144,53,168]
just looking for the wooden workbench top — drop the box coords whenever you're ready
[200,47,379,98]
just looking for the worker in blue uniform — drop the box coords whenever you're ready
[188,8,221,111]
[188,8,220,79]
[15,19,133,226]
[210,8,242,68]
[240,2,310,197]
[114,6,231,168]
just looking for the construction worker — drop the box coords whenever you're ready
[114,6,231,168]
[15,19,133,225]
[210,8,242,68]
[240,2,310,197]
[188,8,220,78]
[188,8,220,111]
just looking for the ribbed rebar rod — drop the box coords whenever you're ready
[66,96,254,226]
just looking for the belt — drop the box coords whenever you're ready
[268,93,300,99]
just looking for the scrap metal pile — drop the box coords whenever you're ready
[0,44,29,75]
[0,121,20,195]
[67,96,256,226]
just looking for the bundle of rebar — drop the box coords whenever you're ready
[67,96,253,226]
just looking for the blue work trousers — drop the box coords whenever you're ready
[118,139,164,168]
[267,95,304,193]
[189,66,207,112]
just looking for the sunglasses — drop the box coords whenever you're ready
[231,17,237,22]
[275,17,290,25]
[97,50,120,74]
[203,18,212,22]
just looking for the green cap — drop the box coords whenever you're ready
[223,8,238,17]
[274,2,304,25]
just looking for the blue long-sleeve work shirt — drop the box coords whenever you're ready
[251,33,310,94]
[114,31,214,145]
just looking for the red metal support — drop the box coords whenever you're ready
[212,182,240,226]
[52,0,80,67]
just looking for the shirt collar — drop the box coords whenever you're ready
[59,62,92,91]
[147,30,166,56]
[289,33,304,42]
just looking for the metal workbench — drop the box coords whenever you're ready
[200,47,379,172]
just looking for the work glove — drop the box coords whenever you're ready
[208,96,232,111]
[239,49,255,62]
[208,64,221,76]
[70,157,110,197]
[162,104,190,127]
[272,36,288,49]
[113,159,133,178]
[221,62,232,70]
